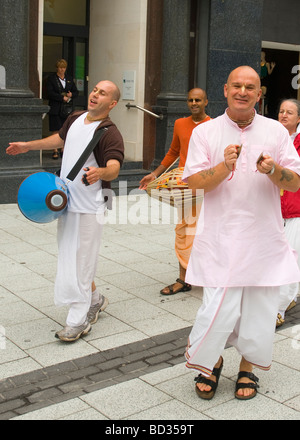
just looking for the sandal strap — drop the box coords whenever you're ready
[237,371,259,383]
[236,371,260,391]
[235,382,259,391]
[194,375,218,391]
[165,284,174,294]
[176,278,191,288]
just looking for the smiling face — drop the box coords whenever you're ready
[278,100,300,135]
[187,88,208,121]
[224,66,262,120]
[88,80,119,118]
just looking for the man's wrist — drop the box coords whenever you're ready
[266,164,275,175]
[223,161,231,172]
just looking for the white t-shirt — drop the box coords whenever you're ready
[182,111,300,287]
[60,113,106,214]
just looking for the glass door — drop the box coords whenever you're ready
[42,0,90,166]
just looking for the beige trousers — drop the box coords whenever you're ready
[175,203,201,270]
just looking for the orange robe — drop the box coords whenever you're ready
[161,115,211,269]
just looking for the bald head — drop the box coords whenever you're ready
[227,66,261,88]
[100,80,121,102]
[189,87,208,101]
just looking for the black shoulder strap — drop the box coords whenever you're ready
[66,127,108,181]
[55,75,64,93]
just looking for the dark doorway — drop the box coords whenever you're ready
[262,48,299,120]
[41,0,90,169]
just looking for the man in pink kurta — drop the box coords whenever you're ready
[182,66,300,401]
[185,110,300,288]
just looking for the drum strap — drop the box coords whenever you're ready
[66,127,108,181]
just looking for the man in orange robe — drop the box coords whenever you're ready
[140,88,210,295]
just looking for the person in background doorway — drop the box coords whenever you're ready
[47,59,79,159]
[260,51,276,116]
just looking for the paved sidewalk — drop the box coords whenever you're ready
[0,195,299,421]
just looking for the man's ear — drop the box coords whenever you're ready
[224,84,228,98]
[109,100,118,111]
[256,88,262,103]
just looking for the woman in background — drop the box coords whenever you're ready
[47,59,78,159]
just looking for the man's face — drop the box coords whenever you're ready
[187,89,208,117]
[88,81,117,115]
[224,68,261,116]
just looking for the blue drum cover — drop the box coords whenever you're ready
[18,172,68,223]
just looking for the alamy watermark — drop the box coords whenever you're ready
[0,325,6,350]
[96,184,204,235]
[292,65,300,90]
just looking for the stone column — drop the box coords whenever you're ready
[152,0,191,168]
[0,0,48,204]
[205,0,264,117]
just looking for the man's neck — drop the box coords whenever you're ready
[192,113,208,124]
[226,109,255,128]
[85,111,109,123]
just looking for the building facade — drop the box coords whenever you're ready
[1,0,300,202]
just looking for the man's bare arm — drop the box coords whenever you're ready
[6,133,64,156]
[257,155,300,192]
[188,161,231,192]
[187,144,237,192]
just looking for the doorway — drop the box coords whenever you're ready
[41,0,90,169]
[42,35,89,134]
[261,47,299,120]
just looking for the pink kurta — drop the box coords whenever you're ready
[182,111,300,287]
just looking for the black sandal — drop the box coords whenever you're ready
[160,278,192,296]
[235,371,259,400]
[194,357,224,400]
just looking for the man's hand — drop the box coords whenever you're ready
[6,134,64,155]
[139,173,155,190]
[256,154,275,174]
[6,142,29,155]
[82,167,100,186]
[81,160,121,185]
[224,144,240,171]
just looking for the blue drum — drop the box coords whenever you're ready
[18,172,68,223]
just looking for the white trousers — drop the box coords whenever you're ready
[55,211,104,327]
[185,286,280,377]
[278,218,300,315]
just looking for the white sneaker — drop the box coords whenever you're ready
[87,296,109,324]
[55,322,91,342]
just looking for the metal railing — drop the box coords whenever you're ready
[125,103,164,120]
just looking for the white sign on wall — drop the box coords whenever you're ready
[0,65,6,89]
[122,71,136,100]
